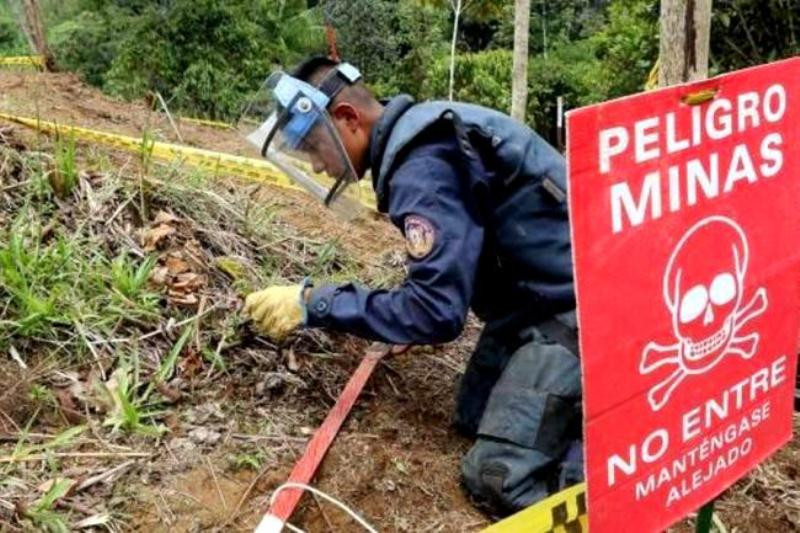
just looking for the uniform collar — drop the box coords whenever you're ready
[369,94,416,191]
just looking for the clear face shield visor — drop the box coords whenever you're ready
[240,71,361,209]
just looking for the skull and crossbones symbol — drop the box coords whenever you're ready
[640,216,768,411]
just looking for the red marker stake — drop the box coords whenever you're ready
[255,345,390,532]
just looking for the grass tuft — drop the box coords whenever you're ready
[51,134,79,199]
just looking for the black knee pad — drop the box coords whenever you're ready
[461,438,552,514]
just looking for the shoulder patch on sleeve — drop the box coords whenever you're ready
[404,214,436,259]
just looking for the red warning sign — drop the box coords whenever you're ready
[567,58,800,532]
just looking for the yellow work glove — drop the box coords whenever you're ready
[243,283,308,341]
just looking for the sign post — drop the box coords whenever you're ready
[567,58,800,532]
[695,500,715,533]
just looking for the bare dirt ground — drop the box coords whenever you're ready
[0,69,797,533]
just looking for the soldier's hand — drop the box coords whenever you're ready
[243,285,305,341]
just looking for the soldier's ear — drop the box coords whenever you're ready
[330,103,360,132]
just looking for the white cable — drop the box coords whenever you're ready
[282,522,304,533]
[268,482,378,533]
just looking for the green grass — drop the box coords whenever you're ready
[10,426,87,463]
[155,323,193,385]
[52,134,79,198]
[0,143,165,359]
[101,362,167,437]
[0,226,75,337]
[138,128,156,172]
[4,426,88,532]
[0,215,161,350]
[227,450,266,471]
[110,253,158,301]
[27,478,73,533]
[2,424,86,531]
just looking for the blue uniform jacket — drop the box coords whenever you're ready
[305,96,575,344]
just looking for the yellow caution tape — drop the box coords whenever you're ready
[0,55,44,68]
[178,116,235,130]
[481,483,587,533]
[0,112,377,210]
[682,88,718,106]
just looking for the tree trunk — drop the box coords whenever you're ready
[511,0,531,121]
[448,0,462,101]
[540,0,548,59]
[659,0,712,86]
[18,0,55,70]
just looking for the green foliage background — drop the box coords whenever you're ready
[40,0,325,119]
[1,0,799,140]
[0,2,28,54]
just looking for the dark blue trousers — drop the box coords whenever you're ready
[455,311,583,514]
